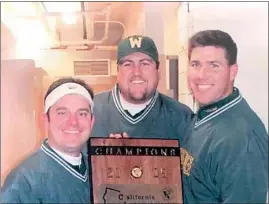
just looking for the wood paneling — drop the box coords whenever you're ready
[1,60,45,186]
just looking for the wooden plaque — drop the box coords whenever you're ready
[88,138,182,204]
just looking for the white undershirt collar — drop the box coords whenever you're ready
[51,147,82,166]
[119,93,152,116]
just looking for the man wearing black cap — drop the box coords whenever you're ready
[91,35,193,140]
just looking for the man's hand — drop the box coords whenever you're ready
[109,132,129,138]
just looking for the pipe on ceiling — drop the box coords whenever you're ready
[81,2,87,40]
[51,5,111,47]
[53,20,126,47]
[11,4,126,48]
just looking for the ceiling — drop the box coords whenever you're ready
[1,2,144,50]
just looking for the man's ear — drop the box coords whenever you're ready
[90,115,95,130]
[116,65,121,81]
[157,69,161,81]
[42,113,49,129]
[230,64,238,81]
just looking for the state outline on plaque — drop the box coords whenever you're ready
[102,187,121,204]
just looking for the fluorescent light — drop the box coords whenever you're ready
[43,2,81,24]
[1,2,38,16]
[43,2,81,12]
[6,18,50,58]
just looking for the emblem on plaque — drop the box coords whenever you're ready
[162,187,174,200]
[131,166,143,178]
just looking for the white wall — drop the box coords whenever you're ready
[1,22,16,60]
[187,2,268,130]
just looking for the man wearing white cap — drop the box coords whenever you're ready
[1,78,95,203]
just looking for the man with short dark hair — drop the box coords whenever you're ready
[181,29,268,203]
[2,77,95,203]
[92,35,193,141]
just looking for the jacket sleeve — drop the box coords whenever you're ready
[1,170,41,204]
[211,128,268,203]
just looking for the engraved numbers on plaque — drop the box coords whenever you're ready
[153,167,168,178]
[107,167,120,178]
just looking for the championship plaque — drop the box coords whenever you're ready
[88,138,182,204]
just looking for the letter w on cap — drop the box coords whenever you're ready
[129,37,142,48]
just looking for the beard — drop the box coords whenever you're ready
[129,91,149,103]
[120,87,154,104]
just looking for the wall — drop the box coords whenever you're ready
[123,2,145,37]
[1,22,16,59]
[1,60,45,186]
[178,3,194,108]
[178,2,268,130]
[31,49,118,77]
[144,2,182,96]
[163,3,181,56]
